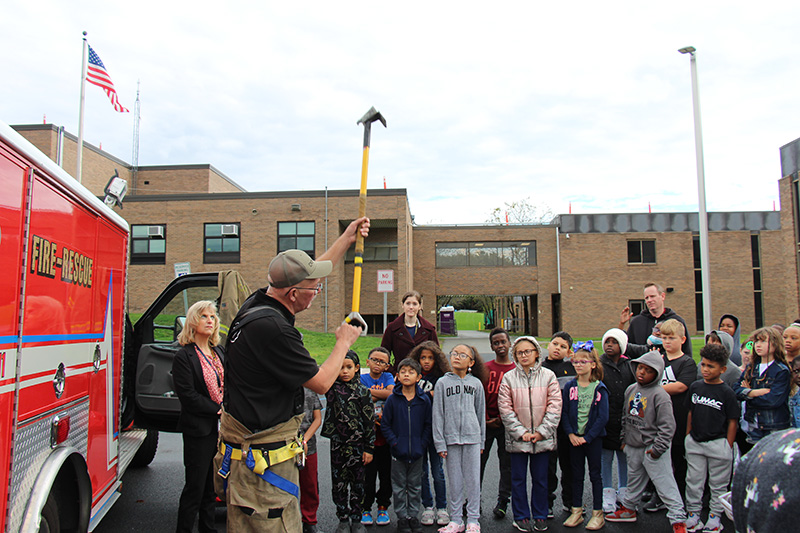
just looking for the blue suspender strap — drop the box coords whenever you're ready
[217,444,233,478]
[258,469,300,498]
[245,449,300,498]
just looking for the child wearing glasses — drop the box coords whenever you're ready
[561,341,609,530]
[498,336,562,533]
[433,344,487,533]
[361,347,396,526]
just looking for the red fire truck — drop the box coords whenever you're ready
[0,121,216,532]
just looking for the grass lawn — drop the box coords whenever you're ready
[300,329,383,364]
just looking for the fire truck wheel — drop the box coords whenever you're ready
[131,429,159,467]
[40,491,60,533]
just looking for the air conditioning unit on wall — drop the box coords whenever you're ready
[221,224,239,236]
[148,225,164,238]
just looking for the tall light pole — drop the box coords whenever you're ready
[679,46,712,336]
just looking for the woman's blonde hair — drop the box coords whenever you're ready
[178,301,220,347]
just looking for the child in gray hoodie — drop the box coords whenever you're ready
[433,344,487,533]
[605,350,688,532]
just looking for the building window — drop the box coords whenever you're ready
[627,240,656,264]
[204,223,240,264]
[752,233,764,329]
[435,241,536,267]
[345,242,399,262]
[130,224,166,265]
[278,221,315,258]
[692,235,704,331]
[628,299,645,318]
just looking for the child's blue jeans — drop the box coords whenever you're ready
[601,447,628,489]
[422,440,447,509]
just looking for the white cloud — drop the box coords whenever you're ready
[1,0,798,224]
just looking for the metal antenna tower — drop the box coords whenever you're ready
[131,80,141,193]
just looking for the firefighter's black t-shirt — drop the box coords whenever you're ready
[223,289,319,432]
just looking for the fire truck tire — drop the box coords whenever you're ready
[131,429,159,467]
[40,491,60,533]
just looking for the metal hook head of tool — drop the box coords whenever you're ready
[357,107,387,128]
[344,312,368,336]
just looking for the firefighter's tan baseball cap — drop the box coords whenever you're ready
[267,250,332,288]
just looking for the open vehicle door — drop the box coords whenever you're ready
[128,272,222,432]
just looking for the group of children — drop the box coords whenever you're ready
[298,319,800,533]
[303,341,487,533]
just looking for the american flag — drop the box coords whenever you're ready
[86,45,129,113]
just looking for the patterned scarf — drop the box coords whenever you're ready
[194,344,224,404]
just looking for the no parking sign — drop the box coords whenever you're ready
[377,270,394,293]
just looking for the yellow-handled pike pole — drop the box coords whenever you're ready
[346,107,386,335]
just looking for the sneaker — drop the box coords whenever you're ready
[533,519,549,531]
[512,519,530,532]
[616,487,628,506]
[685,512,704,532]
[605,505,637,523]
[376,508,391,526]
[362,512,374,526]
[546,506,554,519]
[436,509,451,526]
[465,524,480,533]
[303,524,318,533]
[602,488,617,514]
[396,518,411,533]
[438,522,465,533]
[408,518,423,533]
[643,494,666,513]
[703,513,723,532]
[492,500,508,520]
[352,522,368,533]
[673,523,688,533]
[336,519,351,533]
[421,508,436,526]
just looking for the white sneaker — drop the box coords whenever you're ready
[703,513,723,532]
[616,487,628,507]
[685,512,704,532]
[603,488,617,514]
[436,509,451,526]
[421,508,436,526]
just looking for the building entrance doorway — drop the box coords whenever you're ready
[436,294,538,336]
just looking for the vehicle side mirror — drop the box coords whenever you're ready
[174,316,186,341]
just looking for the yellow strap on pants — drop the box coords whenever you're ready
[220,439,303,474]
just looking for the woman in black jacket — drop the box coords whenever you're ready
[173,300,224,533]
[381,290,439,369]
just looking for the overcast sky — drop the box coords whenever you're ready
[3,1,799,224]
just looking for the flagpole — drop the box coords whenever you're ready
[77,31,88,183]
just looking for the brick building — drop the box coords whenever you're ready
[15,123,800,338]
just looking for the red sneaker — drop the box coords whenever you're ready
[605,505,637,523]
[672,523,687,533]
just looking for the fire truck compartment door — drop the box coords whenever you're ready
[135,342,180,414]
